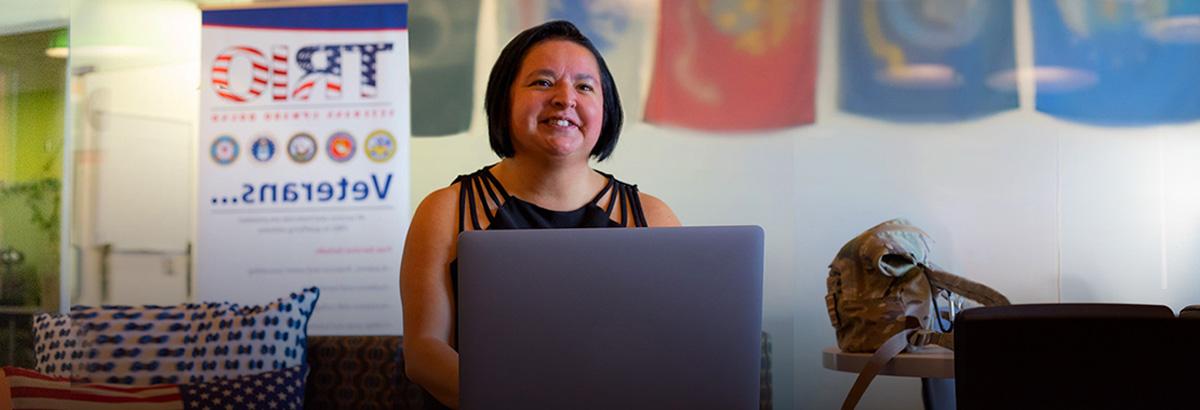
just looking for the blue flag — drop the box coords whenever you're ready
[839,0,1017,122]
[1033,0,1200,125]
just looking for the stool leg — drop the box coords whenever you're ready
[922,378,957,410]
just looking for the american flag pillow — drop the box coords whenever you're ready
[2,364,306,410]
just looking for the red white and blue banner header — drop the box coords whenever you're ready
[198,1,409,335]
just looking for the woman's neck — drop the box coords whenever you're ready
[491,156,605,211]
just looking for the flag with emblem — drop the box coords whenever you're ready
[839,0,1017,122]
[498,0,654,120]
[645,0,821,131]
[411,0,479,136]
[1032,0,1200,125]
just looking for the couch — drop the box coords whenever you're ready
[304,333,775,410]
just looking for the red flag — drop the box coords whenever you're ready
[645,0,821,131]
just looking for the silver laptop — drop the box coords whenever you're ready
[457,226,764,410]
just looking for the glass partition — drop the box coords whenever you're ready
[67,0,200,307]
[0,4,67,368]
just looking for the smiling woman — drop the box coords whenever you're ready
[398,20,679,410]
[507,40,605,160]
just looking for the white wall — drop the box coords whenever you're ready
[0,0,66,35]
[410,1,1200,409]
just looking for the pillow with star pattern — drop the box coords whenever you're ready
[2,364,306,409]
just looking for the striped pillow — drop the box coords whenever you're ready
[1,365,306,410]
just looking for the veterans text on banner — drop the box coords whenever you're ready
[198,2,410,335]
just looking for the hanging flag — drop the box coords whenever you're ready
[839,0,1016,122]
[644,0,820,131]
[497,0,652,121]
[1032,0,1200,125]
[410,0,479,136]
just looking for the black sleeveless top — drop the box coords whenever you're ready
[409,166,648,410]
[448,165,649,290]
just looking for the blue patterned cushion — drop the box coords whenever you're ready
[58,287,319,385]
[32,313,82,377]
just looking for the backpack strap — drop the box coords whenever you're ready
[911,329,954,350]
[839,327,955,409]
[924,266,1010,307]
[840,329,915,410]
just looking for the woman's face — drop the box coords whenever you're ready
[508,40,604,161]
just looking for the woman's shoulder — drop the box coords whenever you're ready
[421,185,460,208]
[450,165,489,186]
[411,185,459,229]
[423,165,492,207]
[412,164,498,222]
[602,173,680,227]
[635,191,681,227]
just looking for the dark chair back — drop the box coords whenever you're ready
[955,304,1197,410]
[1182,305,1200,319]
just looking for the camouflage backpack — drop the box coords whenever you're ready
[825,219,1009,410]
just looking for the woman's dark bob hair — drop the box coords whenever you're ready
[484,20,623,161]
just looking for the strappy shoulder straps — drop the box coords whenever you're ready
[452,167,510,234]
[597,174,648,228]
[588,175,615,206]
[453,167,649,230]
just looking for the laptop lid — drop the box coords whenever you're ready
[457,226,764,410]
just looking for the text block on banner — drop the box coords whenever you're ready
[198,2,410,335]
[644,0,821,132]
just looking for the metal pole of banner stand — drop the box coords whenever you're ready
[6,317,13,365]
[186,242,193,300]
